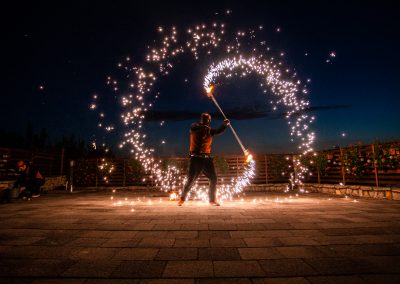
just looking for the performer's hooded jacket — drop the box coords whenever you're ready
[189,123,227,155]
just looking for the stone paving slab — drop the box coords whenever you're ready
[1,191,400,282]
[198,248,242,260]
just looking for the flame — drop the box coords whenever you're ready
[205,85,214,95]
[169,192,178,200]
[245,153,253,163]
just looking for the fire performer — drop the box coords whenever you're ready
[178,113,230,206]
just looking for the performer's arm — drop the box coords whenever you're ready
[13,173,25,188]
[211,119,230,136]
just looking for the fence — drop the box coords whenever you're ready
[2,142,399,188]
[0,147,62,180]
[71,142,400,188]
[304,142,400,187]
[71,154,294,187]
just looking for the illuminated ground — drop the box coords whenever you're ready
[1,190,400,283]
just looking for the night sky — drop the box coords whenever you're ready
[2,1,400,156]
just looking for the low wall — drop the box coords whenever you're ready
[43,176,67,191]
[245,183,291,192]
[0,180,14,190]
[244,183,400,201]
[302,183,400,201]
[4,179,399,200]
[0,176,67,192]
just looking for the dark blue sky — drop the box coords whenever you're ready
[2,1,399,155]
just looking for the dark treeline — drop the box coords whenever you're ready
[0,125,47,150]
[0,125,112,160]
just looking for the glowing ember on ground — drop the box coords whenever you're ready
[169,192,178,200]
[107,192,362,212]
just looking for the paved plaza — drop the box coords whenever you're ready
[1,190,400,283]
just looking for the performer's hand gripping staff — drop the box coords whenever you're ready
[205,85,253,163]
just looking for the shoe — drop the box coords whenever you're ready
[177,200,184,206]
[209,201,220,206]
[32,194,41,198]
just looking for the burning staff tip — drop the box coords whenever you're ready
[205,85,214,95]
[244,150,253,163]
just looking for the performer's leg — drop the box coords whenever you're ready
[25,181,34,198]
[31,178,44,197]
[180,157,202,201]
[202,158,218,202]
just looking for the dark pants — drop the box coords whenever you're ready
[181,156,218,202]
[19,178,45,198]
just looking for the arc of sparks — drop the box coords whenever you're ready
[92,22,315,200]
[205,85,253,163]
